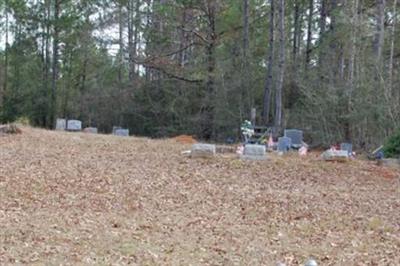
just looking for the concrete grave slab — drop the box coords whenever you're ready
[241,144,266,160]
[191,143,216,158]
[114,129,129,137]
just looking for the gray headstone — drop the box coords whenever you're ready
[277,136,292,152]
[284,129,303,148]
[241,144,266,160]
[321,149,349,161]
[67,120,82,131]
[112,126,122,134]
[340,143,352,155]
[191,143,216,158]
[83,127,98,134]
[56,118,66,131]
[114,129,129,137]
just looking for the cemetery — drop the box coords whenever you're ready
[1,0,400,263]
[0,124,399,264]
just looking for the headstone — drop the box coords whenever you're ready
[277,136,292,153]
[340,142,352,155]
[83,127,98,134]
[56,118,66,131]
[321,149,349,161]
[241,144,266,160]
[67,120,82,131]
[112,126,122,134]
[284,129,303,148]
[191,143,216,158]
[114,129,129,137]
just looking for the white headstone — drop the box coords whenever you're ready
[67,120,82,131]
[114,129,129,137]
[83,127,98,134]
[241,144,266,160]
[56,118,66,131]
[191,143,216,158]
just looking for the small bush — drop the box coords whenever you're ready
[15,116,31,126]
[383,129,400,158]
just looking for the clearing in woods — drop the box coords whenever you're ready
[0,127,399,265]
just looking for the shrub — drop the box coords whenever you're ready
[15,116,31,126]
[383,129,400,158]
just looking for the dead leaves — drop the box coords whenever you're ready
[0,127,399,264]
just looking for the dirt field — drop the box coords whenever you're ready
[1,127,399,265]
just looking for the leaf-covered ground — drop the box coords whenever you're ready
[0,127,399,265]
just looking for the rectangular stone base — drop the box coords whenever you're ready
[240,154,267,160]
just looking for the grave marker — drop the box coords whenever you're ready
[56,118,66,131]
[340,142,352,155]
[114,128,129,137]
[277,136,292,153]
[83,127,98,134]
[284,129,303,148]
[241,144,266,160]
[67,120,82,131]
[112,126,122,134]
[191,143,216,158]
[321,149,349,161]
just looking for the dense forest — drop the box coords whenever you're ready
[0,0,399,148]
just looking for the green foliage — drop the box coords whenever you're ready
[14,116,31,126]
[0,0,399,145]
[383,129,400,158]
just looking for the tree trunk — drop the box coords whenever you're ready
[50,0,60,128]
[2,0,9,108]
[317,0,326,69]
[262,0,274,125]
[128,0,135,83]
[345,0,359,141]
[305,0,313,71]
[201,1,217,139]
[242,0,252,116]
[274,0,285,130]
[292,1,300,62]
[388,0,397,95]
[374,0,386,63]
[118,2,124,87]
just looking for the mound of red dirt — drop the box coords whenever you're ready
[173,134,197,144]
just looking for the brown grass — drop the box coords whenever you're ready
[0,127,399,265]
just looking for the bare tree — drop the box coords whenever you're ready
[50,0,60,127]
[274,0,285,130]
[305,0,313,71]
[262,0,275,125]
[373,0,386,63]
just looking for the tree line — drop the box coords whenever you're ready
[0,0,399,148]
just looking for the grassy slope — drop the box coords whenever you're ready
[0,127,399,265]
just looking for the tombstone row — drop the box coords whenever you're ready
[55,118,129,136]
